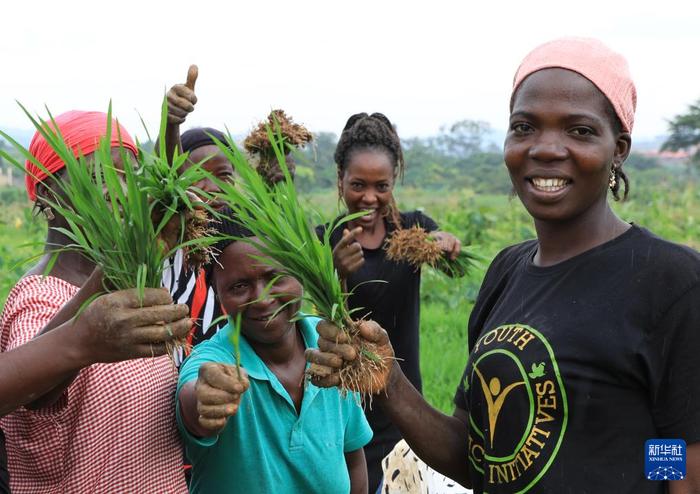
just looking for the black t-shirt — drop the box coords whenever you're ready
[317,210,438,489]
[454,225,700,493]
[0,428,9,494]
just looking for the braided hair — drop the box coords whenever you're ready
[603,101,630,201]
[334,113,404,226]
[335,113,404,180]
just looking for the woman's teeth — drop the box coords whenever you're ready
[531,177,569,192]
[362,209,377,218]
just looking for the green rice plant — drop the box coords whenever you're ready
[0,100,217,301]
[433,247,483,278]
[384,225,482,278]
[208,124,393,393]
[229,312,243,379]
[209,127,365,330]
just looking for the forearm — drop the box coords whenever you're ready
[178,381,218,439]
[668,442,700,493]
[0,325,87,416]
[163,122,181,164]
[346,449,368,494]
[28,279,102,408]
[376,362,471,487]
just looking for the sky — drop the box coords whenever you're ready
[2,0,699,145]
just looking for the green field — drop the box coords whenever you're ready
[1,179,699,413]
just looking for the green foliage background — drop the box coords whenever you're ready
[1,121,699,413]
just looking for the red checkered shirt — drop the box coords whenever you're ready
[0,275,188,493]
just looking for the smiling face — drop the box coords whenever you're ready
[504,68,630,224]
[184,144,234,211]
[213,239,302,346]
[339,149,396,229]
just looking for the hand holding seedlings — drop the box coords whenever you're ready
[194,362,250,434]
[306,319,394,391]
[332,227,365,278]
[429,231,462,261]
[74,287,191,364]
[166,64,198,124]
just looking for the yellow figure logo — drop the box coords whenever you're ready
[473,366,525,448]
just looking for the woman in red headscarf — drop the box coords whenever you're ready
[0,110,191,493]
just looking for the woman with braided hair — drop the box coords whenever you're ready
[316,112,461,492]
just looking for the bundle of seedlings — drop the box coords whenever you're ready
[0,102,218,356]
[243,109,313,183]
[384,225,480,278]
[211,126,393,396]
[140,102,216,269]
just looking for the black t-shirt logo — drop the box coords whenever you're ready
[465,324,568,492]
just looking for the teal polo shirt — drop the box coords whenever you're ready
[176,316,373,494]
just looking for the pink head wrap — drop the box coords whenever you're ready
[511,37,637,133]
[25,110,138,201]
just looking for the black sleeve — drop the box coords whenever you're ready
[316,220,345,248]
[649,282,700,444]
[314,223,327,242]
[410,210,439,233]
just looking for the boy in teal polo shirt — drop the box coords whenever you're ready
[176,213,372,493]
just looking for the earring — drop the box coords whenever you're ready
[337,177,346,211]
[609,166,617,190]
[42,207,55,221]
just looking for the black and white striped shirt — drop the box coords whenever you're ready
[163,250,226,366]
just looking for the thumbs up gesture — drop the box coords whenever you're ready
[166,64,198,124]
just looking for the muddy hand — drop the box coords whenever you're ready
[332,227,364,278]
[167,64,198,125]
[75,288,190,363]
[195,363,250,434]
[305,320,394,388]
[430,231,461,261]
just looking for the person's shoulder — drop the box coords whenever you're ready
[628,225,700,284]
[489,239,538,274]
[179,323,234,382]
[298,315,321,348]
[473,239,536,299]
[11,274,77,300]
[632,226,700,262]
[399,210,437,230]
[316,215,346,245]
[194,324,234,357]
[1,275,77,338]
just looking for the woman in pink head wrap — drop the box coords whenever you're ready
[0,110,191,492]
[307,38,700,493]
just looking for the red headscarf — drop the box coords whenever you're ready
[25,110,138,201]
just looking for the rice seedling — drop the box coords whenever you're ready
[243,109,313,184]
[384,225,481,278]
[228,312,243,380]
[210,124,393,395]
[0,100,219,355]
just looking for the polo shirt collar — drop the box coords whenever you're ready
[232,314,319,381]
